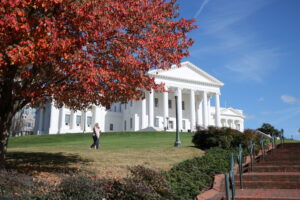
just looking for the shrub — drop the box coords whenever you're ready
[103,166,175,200]
[56,175,104,200]
[192,126,262,153]
[167,147,233,200]
[0,169,40,199]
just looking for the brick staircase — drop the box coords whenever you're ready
[233,143,300,200]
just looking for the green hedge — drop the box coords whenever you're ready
[167,147,234,200]
[192,127,262,153]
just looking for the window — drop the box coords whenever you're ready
[154,118,159,127]
[169,121,174,129]
[182,120,186,130]
[114,106,116,112]
[76,115,81,126]
[87,116,92,127]
[130,118,133,129]
[182,101,185,110]
[236,124,240,130]
[155,98,159,107]
[130,101,133,107]
[65,114,71,125]
[110,124,114,131]
[168,100,172,109]
[125,104,127,110]
[124,120,127,131]
[27,123,31,127]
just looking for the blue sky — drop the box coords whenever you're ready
[176,0,300,139]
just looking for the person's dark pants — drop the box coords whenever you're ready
[90,135,99,149]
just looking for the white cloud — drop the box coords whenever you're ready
[258,97,264,102]
[272,106,300,124]
[261,106,300,124]
[194,0,211,19]
[190,0,280,83]
[281,95,297,104]
[225,49,280,82]
[199,0,271,35]
[245,115,256,119]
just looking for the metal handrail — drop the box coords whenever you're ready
[225,173,230,200]
[230,153,236,199]
[259,138,265,161]
[271,133,275,149]
[237,144,243,189]
[247,140,255,171]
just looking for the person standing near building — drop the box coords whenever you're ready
[90,123,101,149]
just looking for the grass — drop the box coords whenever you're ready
[7,132,203,178]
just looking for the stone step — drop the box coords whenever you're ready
[236,172,300,182]
[270,148,300,152]
[255,161,300,165]
[260,156,300,161]
[266,151,300,155]
[251,165,300,172]
[232,189,300,200]
[235,181,300,189]
[278,143,300,147]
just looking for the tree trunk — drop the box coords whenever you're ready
[0,119,11,168]
[0,102,26,168]
[0,64,28,168]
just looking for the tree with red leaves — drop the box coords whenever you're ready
[0,0,195,167]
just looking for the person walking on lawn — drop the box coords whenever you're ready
[90,123,101,149]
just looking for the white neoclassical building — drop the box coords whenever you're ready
[34,61,244,134]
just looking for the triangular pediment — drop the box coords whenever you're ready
[148,61,224,86]
[221,108,244,117]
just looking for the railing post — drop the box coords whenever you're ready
[248,140,255,172]
[271,133,275,150]
[237,144,243,189]
[259,138,265,161]
[225,173,231,200]
[230,153,236,199]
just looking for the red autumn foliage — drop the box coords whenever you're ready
[0,0,195,166]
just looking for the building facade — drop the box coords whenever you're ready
[34,61,244,134]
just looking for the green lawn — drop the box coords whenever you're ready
[7,132,203,178]
[9,131,194,149]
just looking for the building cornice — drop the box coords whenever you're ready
[150,74,223,88]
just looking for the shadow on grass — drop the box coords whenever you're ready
[5,152,92,174]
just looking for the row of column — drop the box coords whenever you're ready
[58,108,89,133]
[141,88,221,131]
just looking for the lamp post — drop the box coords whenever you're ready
[166,117,169,130]
[174,94,181,147]
[83,109,87,134]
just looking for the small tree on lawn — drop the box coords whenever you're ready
[257,123,281,137]
[0,0,196,167]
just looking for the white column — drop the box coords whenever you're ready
[197,99,203,127]
[58,107,65,133]
[240,120,244,132]
[81,110,88,132]
[148,89,154,127]
[215,94,221,127]
[163,87,169,130]
[177,88,182,131]
[190,89,196,131]
[71,110,76,129]
[141,98,146,129]
[202,91,208,128]
[207,95,211,126]
[38,108,44,134]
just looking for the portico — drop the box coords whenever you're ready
[142,87,222,132]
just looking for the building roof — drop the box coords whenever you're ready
[148,61,224,87]
[220,107,245,118]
